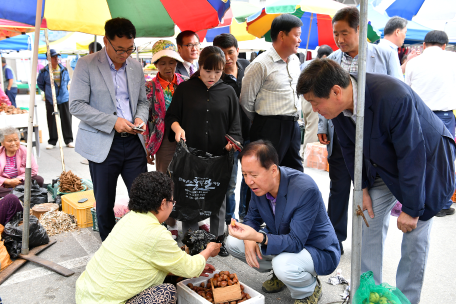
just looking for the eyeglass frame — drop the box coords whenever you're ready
[106,38,136,55]
[181,43,200,49]
[167,199,176,207]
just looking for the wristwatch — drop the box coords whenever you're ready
[258,231,267,246]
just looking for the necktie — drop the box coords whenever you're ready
[189,64,195,76]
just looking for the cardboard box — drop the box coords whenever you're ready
[211,273,242,303]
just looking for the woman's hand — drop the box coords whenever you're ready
[3,178,22,188]
[171,122,186,142]
[228,221,261,242]
[225,142,233,151]
[146,151,155,165]
[200,263,216,277]
[244,240,262,268]
[206,242,221,257]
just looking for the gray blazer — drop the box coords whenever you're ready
[69,48,149,163]
[317,43,403,158]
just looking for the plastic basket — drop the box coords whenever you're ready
[62,190,95,228]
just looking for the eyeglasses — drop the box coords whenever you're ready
[182,43,200,49]
[107,38,136,55]
[168,199,176,207]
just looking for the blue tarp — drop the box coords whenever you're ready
[0,35,31,51]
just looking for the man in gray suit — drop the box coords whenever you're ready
[70,18,148,241]
[317,7,403,254]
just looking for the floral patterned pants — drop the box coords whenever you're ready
[126,283,176,304]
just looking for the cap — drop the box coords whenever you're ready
[151,40,183,64]
[50,49,60,57]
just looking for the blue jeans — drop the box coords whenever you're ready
[5,87,17,108]
[225,151,239,224]
[361,177,432,304]
[226,236,317,299]
[433,110,455,209]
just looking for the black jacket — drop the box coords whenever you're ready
[221,58,251,140]
[175,61,189,77]
[165,77,242,156]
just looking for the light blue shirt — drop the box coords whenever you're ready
[105,49,133,123]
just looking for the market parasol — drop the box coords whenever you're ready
[0,19,46,40]
[0,0,231,37]
[246,0,381,50]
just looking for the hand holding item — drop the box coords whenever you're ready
[225,142,233,151]
[200,263,216,277]
[171,122,186,142]
[114,117,136,134]
[206,242,222,257]
[3,178,22,188]
[228,220,259,241]
[132,118,146,134]
[397,212,418,233]
[146,151,155,165]
[317,133,330,145]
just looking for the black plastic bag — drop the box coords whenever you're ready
[168,141,233,222]
[182,230,226,256]
[2,212,49,258]
[12,180,48,207]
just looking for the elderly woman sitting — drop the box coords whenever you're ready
[0,126,43,197]
[75,171,221,304]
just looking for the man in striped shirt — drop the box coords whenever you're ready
[240,14,304,172]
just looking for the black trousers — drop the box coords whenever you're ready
[89,135,147,241]
[45,100,73,145]
[250,115,303,172]
[327,133,352,244]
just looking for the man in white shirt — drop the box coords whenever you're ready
[405,30,456,217]
[240,14,303,172]
[175,30,199,77]
[379,16,419,74]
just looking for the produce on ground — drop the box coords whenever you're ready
[59,170,84,193]
[39,210,79,236]
[365,292,396,304]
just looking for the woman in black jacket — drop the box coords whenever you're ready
[165,46,242,256]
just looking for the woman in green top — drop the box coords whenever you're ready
[75,172,221,304]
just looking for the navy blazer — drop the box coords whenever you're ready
[332,73,456,221]
[244,167,340,275]
[175,62,189,78]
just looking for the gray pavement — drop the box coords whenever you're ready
[0,94,455,303]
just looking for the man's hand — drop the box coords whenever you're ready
[146,151,155,165]
[228,221,261,242]
[407,49,420,61]
[114,117,136,134]
[244,240,262,268]
[200,263,216,277]
[363,188,374,219]
[132,118,145,135]
[3,178,22,188]
[318,133,330,145]
[397,212,418,233]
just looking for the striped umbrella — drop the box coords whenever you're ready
[379,0,456,21]
[0,0,231,37]
[0,19,46,41]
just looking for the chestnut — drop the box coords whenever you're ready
[229,274,235,279]
[220,281,228,287]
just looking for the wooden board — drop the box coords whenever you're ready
[18,254,74,277]
[211,273,242,304]
[0,240,56,285]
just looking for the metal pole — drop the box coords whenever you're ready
[44,29,65,172]
[21,0,43,256]
[303,13,313,63]
[94,35,97,52]
[350,0,368,302]
[0,53,4,92]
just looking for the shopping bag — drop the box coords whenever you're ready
[0,224,12,271]
[168,140,234,222]
[354,271,411,304]
[12,180,48,207]
[2,212,49,259]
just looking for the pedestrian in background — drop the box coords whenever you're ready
[37,49,74,150]
[1,57,17,107]
[175,31,200,77]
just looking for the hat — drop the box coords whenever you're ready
[50,49,60,57]
[151,40,183,64]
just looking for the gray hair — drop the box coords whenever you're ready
[0,126,20,143]
[384,16,408,36]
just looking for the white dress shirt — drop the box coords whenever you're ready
[378,39,402,78]
[405,46,456,111]
[240,47,301,121]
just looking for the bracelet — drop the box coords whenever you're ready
[258,232,267,245]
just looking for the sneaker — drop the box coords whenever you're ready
[262,272,286,293]
[67,142,75,148]
[435,207,455,217]
[199,223,210,232]
[80,159,89,165]
[294,277,322,304]
[46,144,55,150]
[339,242,344,255]
[218,242,229,257]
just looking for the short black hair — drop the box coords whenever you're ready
[191,46,225,79]
[89,42,102,53]
[105,17,136,40]
[332,7,359,31]
[317,45,333,58]
[383,16,407,36]
[176,30,200,46]
[238,140,279,169]
[270,14,303,42]
[128,172,173,214]
[213,33,238,49]
[297,59,350,98]
[424,30,448,47]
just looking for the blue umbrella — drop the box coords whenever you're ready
[377,0,456,21]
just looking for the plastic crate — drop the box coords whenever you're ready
[177,271,264,304]
[48,179,93,200]
[62,190,95,228]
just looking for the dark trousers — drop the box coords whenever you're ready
[5,87,17,108]
[327,133,352,244]
[45,100,73,145]
[250,115,303,172]
[89,135,147,241]
[433,110,455,209]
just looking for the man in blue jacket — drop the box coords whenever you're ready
[297,59,455,304]
[37,49,74,149]
[227,140,340,304]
